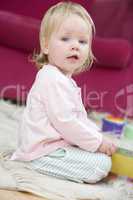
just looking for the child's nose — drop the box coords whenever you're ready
[70,41,79,51]
[71,46,79,51]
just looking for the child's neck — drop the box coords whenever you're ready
[49,63,73,78]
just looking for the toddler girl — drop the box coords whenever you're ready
[11,1,117,183]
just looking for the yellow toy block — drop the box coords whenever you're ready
[111,152,133,178]
[104,133,133,178]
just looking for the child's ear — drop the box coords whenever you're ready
[43,46,49,55]
[42,39,49,55]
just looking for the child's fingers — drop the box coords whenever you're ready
[106,144,116,156]
[106,148,113,156]
[109,144,117,155]
[111,143,117,153]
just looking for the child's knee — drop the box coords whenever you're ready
[85,155,112,183]
[94,155,112,182]
[102,155,112,173]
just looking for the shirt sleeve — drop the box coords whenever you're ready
[40,74,103,152]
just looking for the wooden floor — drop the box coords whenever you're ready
[0,190,47,200]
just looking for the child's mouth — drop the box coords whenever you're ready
[67,55,79,61]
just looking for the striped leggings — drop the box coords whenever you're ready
[30,146,112,183]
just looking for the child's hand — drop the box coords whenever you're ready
[97,135,117,156]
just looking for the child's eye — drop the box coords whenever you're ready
[79,40,87,44]
[61,37,69,41]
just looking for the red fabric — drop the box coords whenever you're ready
[0,0,95,19]
[90,0,133,44]
[0,46,37,101]
[92,37,132,68]
[0,11,40,53]
[74,58,133,117]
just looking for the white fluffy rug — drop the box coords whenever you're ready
[0,99,133,200]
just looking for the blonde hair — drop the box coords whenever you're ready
[33,1,96,73]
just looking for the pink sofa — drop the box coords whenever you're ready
[0,0,133,118]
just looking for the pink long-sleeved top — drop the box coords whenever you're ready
[11,64,103,161]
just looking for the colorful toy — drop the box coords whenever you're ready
[110,137,133,178]
[102,115,125,136]
[111,147,133,178]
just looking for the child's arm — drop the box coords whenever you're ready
[40,73,103,152]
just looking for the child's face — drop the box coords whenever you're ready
[44,14,90,76]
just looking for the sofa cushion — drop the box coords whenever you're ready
[92,37,132,69]
[0,11,40,53]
